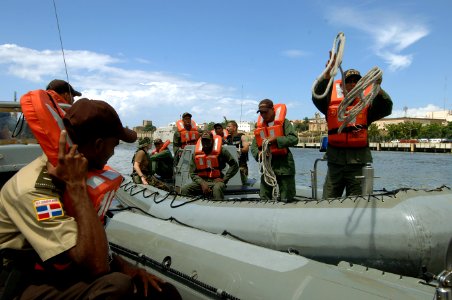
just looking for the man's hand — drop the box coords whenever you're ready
[114,255,166,297]
[267,136,278,144]
[324,50,337,80]
[201,181,211,195]
[214,178,224,183]
[132,267,166,297]
[47,130,88,186]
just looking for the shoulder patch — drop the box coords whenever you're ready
[33,197,64,221]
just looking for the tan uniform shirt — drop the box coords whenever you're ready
[134,149,150,175]
[0,155,77,261]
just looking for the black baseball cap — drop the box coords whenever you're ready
[46,79,82,96]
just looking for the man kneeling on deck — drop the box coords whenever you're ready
[181,131,238,200]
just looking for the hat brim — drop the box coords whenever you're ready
[72,90,82,97]
[345,75,362,82]
[120,128,138,143]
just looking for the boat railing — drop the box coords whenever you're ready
[310,158,327,200]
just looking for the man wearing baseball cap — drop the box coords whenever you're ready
[46,79,82,104]
[181,130,238,200]
[173,112,200,166]
[312,53,393,198]
[250,99,298,202]
[0,98,180,299]
[149,138,174,181]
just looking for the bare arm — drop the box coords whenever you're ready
[241,135,250,153]
[133,151,149,184]
[47,131,110,276]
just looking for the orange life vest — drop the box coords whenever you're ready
[327,80,371,148]
[176,119,199,148]
[194,136,222,179]
[20,89,122,222]
[211,129,229,139]
[151,139,171,155]
[254,103,288,156]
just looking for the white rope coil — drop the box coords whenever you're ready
[337,66,383,133]
[312,32,346,100]
[258,139,280,200]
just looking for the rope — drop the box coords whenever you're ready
[337,66,383,133]
[258,139,279,200]
[312,32,346,99]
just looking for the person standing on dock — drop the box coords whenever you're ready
[251,99,298,202]
[312,59,393,198]
[173,112,200,167]
[226,120,250,185]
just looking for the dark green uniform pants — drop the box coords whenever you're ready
[322,162,364,199]
[181,180,226,200]
[260,174,295,202]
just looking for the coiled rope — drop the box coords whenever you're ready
[337,66,383,133]
[258,139,279,200]
[312,32,346,100]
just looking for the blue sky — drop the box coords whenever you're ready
[0,0,451,128]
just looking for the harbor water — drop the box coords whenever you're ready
[109,143,452,192]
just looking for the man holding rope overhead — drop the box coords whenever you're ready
[312,57,393,199]
[251,99,298,202]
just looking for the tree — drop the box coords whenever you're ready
[143,124,156,133]
[420,123,443,138]
[442,122,452,138]
[367,124,382,142]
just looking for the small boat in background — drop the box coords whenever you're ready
[0,101,42,186]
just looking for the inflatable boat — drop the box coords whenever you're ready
[106,210,447,300]
[113,145,452,278]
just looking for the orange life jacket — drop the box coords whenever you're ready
[20,89,122,222]
[254,103,288,156]
[211,129,229,139]
[194,136,223,179]
[327,80,371,148]
[176,119,199,148]
[151,139,171,155]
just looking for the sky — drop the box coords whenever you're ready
[0,0,451,128]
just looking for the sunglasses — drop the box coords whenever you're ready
[345,78,360,84]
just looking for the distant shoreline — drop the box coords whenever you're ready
[295,142,452,154]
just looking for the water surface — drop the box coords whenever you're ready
[109,143,452,191]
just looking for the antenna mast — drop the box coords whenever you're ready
[52,0,71,91]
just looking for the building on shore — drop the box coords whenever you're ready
[153,122,176,142]
[373,117,444,130]
[305,111,449,133]
[133,120,153,139]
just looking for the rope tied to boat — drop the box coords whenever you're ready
[337,66,383,133]
[258,139,279,200]
[312,32,346,100]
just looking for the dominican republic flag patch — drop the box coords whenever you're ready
[33,198,64,221]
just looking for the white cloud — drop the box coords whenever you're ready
[281,49,308,58]
[0,44,259,127]
[326,6,429,71]
[390,104,442,118]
